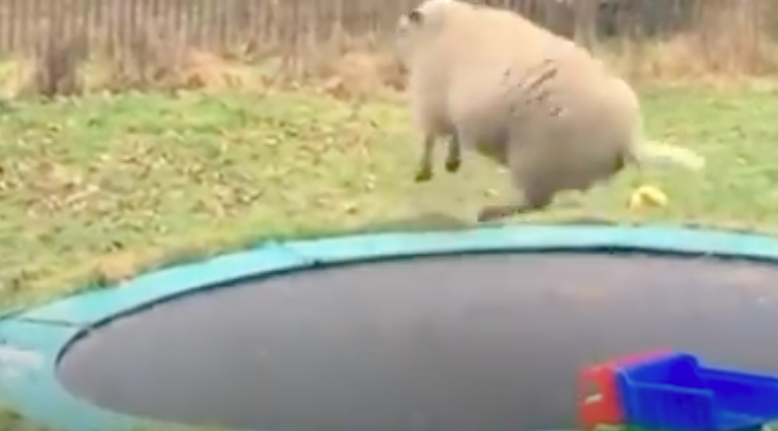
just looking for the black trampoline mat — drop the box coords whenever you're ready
[57,252,778,431]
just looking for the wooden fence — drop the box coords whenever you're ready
[0,0,773,59]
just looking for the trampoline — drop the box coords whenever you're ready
[4,224,778,431]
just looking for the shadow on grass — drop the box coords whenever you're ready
[290,213,621,239]
[327,211,474,235]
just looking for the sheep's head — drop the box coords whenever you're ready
[398,0,462,33]
[394,0,467,67]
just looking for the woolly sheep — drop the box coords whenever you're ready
[395,0,705,222]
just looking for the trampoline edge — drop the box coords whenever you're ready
[3,223,778,431]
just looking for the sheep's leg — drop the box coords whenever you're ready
[444,134,462,173]
[476,183,554,221]
[414,134,436,182]
[476,145,556,222]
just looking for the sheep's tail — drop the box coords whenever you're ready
[629,140,706,172]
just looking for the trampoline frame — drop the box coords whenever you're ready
[3,223,778,431]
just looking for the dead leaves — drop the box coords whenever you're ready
[0,90,412,306]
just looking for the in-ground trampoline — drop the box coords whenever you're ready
[5,224,778,431]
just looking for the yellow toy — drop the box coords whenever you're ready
[629,185,668,209]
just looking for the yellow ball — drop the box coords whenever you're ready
[629,185,668,209]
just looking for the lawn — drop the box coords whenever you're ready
[1,84,778,314]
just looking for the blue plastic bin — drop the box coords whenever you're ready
[616,352,778,431]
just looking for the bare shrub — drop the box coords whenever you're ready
[691,0,775,75]
[96,25,189,92]
[315,50,404,99]
[26,30,88,98]
[592,0,776,83]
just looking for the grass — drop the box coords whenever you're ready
[2,84,778,313]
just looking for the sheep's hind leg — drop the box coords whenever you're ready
[476,147,556,222]
[476,184,554,222]
[414,134,436,182]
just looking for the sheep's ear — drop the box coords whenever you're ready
[407,9,424,24]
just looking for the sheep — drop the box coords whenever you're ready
[395,0,705,222]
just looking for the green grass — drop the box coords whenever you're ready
[2,85,778,312]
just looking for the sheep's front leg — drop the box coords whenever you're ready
[445,134,462,173]
[415,134,436,182]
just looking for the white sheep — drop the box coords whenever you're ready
[395,0,704,222]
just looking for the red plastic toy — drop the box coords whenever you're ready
[578,349,671,430]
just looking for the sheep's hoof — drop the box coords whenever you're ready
[445,157,461,173]
[414,167,433,182]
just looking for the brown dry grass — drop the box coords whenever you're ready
[4,40,772,103]
[0,0,772,99]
